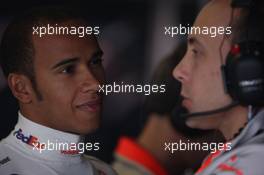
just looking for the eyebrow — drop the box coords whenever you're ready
[188,37,205,49]
[51,57,80,70]
[51,49,104,70]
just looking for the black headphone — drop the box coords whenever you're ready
[222,0,264,107]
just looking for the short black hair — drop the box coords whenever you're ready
[0,7,89,99]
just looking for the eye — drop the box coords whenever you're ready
[192,49,198,55]
[90,57,103,66]
[190,48,201,58]
[61,65,76,74]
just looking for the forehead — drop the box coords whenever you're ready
[195,0,232,27]
[191,0,232,45]
[33,33,98,54]
[32,33,99,67]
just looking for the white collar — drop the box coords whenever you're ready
[7,111,85,162]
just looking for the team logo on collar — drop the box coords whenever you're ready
[60,143,81,155]
[13,128,45,149]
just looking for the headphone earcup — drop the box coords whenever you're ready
[224,43,264,106]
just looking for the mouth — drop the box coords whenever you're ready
[76,99,102,113]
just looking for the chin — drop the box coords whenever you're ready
[75,111,101,129]
[76,119,101,134]
[78,127,99,135]
[189,117,219,130]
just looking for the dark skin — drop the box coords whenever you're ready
[8,22,105,134]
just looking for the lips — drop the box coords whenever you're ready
[76,99,102,112]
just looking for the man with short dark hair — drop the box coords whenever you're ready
[174,0,264,174]
[0,8,116,175]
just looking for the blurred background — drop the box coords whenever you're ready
[0,0,206,163]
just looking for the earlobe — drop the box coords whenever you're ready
[8,73,33,104]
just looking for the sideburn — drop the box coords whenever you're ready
[30,76,43,101]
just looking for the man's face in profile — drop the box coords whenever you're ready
[173,0,234,129]
[30,22,105,134]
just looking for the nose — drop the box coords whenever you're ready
[172,53,189,84]
[80,69,101,94]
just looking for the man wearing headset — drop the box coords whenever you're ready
[173,0,264,174]
[113,43,223,175]
[0,8,116,175]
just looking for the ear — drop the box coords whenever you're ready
[7,73,33,104]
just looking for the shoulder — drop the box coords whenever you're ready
[0,140,23,174]
[0,139,57,175]
[228,144,264,174]
[203,144,264,175]
[0,139,13,163]
[83,155,118,175]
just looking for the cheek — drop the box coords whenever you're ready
[188,60,205,90]
[208,56,225,91]
[210,68,223,85]
[38,76,76,108]
[190,60,220,95]
[44,89,76,119]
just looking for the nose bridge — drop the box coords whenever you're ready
[80,67,100,92]
[173,52,190,83]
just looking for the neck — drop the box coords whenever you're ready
[219,105,248,141]
[137,115,186,175]
[20,104,51,129]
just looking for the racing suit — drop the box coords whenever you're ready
[0,112,117,175]
[196,109,264,175]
